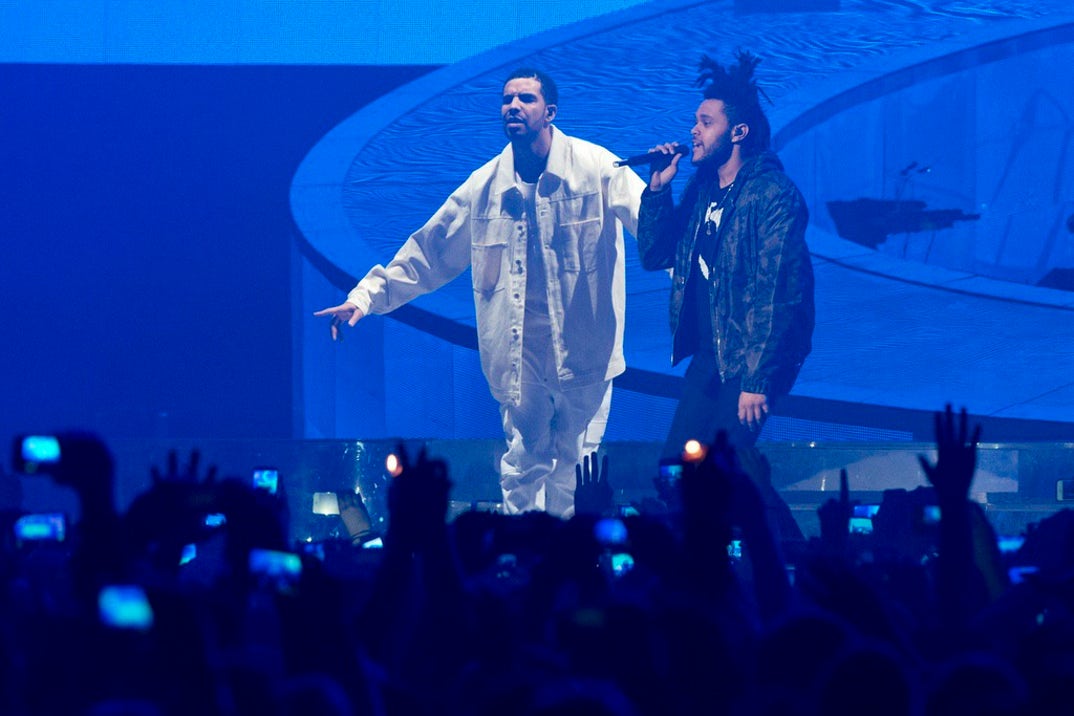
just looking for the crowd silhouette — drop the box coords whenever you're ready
[2,406,1072,715]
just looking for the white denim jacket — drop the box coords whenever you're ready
[347,127,644,405]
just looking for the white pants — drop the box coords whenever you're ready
[498,347,612,519]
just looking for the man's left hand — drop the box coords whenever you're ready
[738,391,769,431]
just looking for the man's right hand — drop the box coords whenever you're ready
[648,142,684,192]
[313,301,365,341]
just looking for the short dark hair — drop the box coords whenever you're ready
[504,67,558,107]
[696,50,770,155]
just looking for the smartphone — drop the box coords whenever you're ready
[312,491,340,516]
[13,513,66,543]
[609,552,635,577]
[1057,479,1074,501]
[658,461,684,483]
[179,543,197,565]
[13,435,61,475]
[1008,565,1039,585]
[299,540,326,562]
[997,535,1025,554]
[248,548,302,584]
[98,585,154,630]
[251,467,279,495]
[204,513,227,528]
[849,503,879,535]
[594,518,628,547]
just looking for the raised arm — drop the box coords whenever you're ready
[635,143,690,272]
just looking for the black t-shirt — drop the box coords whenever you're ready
[678,180,733,360]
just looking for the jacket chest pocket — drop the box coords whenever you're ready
[550,192,603,272]
[471,217,514,293]
[552,216,603,273]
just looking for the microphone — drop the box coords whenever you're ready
[614,143,691,168]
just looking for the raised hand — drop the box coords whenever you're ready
[918,404,981,505]
[817,468,852,551]
[313,301,365,341]
[337,490,374,543]
[386,444,452,553]
[574,452,613,517]
[919,405,989,626]
[151,449,217,485]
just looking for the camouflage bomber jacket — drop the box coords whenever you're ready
[637,151,815,397]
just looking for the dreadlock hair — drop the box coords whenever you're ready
[695,50,771,156]
[504,67,558,107]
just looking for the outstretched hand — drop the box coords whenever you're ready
[574,452,613,517]
[918,404,980,504]
[313,301,365,341]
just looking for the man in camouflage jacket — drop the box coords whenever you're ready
[637,52,815,457]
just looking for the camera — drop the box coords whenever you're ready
[251,467,279,495]
[12,435,61,475]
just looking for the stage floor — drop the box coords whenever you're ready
[18,438,1071,544]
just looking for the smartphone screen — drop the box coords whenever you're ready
[849,504,879,534]
[1057,479,1074,501]
[179,543,197,565]
[98,585,154,630]
[204,513,227,528]
[14,435,61,474]
[248,548,302,583]
[311,491,340,515]
[658,461,684,483]
[594,518,628,547]
[997,535,1026,554]
[1008,565,1039,585]
[13,513,66,542]
[610,552,634,577]
[252,468,279,495]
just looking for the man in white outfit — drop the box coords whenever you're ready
[315,68,644,518]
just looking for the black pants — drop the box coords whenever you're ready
[662,352,803,542]
[661,351,761,461]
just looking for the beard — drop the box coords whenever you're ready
[693,129,734,169]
